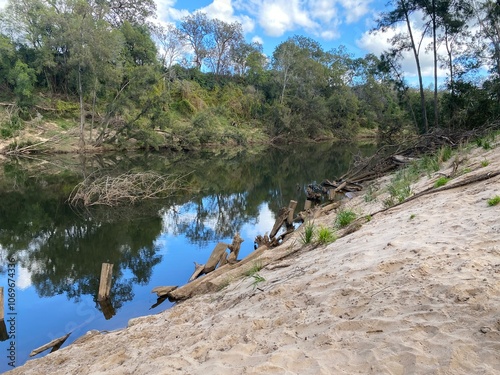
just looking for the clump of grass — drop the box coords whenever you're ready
[384,168,413,208]
[245,261,263,277]
[317,225,336,244]
[437,145,453,163]
[251,274,265,289]
[476,137,492,150]
[435,176,450,188]
[409,214,416,220]
[365,215,372,222]
[487,195,500,206]
[336,209,357,228]
[364,184,377,202]
[481,159,489,167]
[300,221,315,244]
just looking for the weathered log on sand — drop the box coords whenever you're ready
[227,232,244,264]
[151,286,178,298]
[203,242,229,273]
[188,262,205,282]
[254,234,270,249]
[269,207,289,239]
[168,246,268,301]
[30,333,71,357]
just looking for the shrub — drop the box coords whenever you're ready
[336,209,357,228]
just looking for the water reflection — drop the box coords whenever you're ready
[0,142,375,370]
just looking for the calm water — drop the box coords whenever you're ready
[0,142,375,372]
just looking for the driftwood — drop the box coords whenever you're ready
[98,263,113,301]
[188,262,205,282]
[30,333,71,357]
[187,233,244,282]
[227,233,244,264]
[203,242,230,273]
[151,286,177,298]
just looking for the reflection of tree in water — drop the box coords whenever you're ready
[162,192,258,246]
[0,142,377,306]
[0,162,163,310]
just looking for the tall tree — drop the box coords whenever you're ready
[375,0,430,133]
[207,19,244,76]
[179,12,211,70]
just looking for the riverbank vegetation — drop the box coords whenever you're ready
[0,0,499,153]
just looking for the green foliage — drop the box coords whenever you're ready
[317,225,336,244]
[245,261,263,277]
[335,209,357,228]
[487,196,500,206]
[384,168,414,208]
[409,214,416,220]
[481,159,490,167]
[300,222,315,244]
[0,109,24,139]
[251,273,265,288]
[434,176,450,188]
[8,61,36,108]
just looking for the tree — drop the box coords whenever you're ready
[375,0,430,133]
[179,12,211,70]
[152,23,185,70]
[206,19,244,76]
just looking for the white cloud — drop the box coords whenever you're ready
[339,0,371,24]
[155,0,189,23]
[356,22,447,81]
[252,35,264,45]
[310,0,338,23]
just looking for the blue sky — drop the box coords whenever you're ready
[0,0,444,82]
[154,0,444,82]
[156,0,385,58]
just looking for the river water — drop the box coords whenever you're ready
[0,142,375,372]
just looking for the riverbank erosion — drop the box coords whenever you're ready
[7,144,500,375]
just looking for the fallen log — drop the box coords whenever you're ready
[151,286,178,298]
[188,262,205,282]
[227,232,244,264]
[30,333,71,357]
[203,242,229,273]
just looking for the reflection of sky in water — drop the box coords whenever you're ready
[0,203,276,373]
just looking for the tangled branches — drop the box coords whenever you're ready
[68,172,193,207]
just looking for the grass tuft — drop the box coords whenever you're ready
[434,176,450,188]
[317,226,337,244]
[487,195,500,206]
[336,209,357,228]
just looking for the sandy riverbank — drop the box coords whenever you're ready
[6,142,500,375]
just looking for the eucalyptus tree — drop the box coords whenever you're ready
[206,18,244,76]
[152,23,186,71]
[374,0,430,133]
[229,41,265,77]
[179,12,211,70]
[98,0,157,27]
[472,0,500,77]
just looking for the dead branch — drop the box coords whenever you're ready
[68,171,193,207]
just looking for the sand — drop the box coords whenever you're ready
[6,143,500,375]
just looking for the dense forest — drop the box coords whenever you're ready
[0,0,499,151]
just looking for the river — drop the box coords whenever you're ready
[0,142,375,372]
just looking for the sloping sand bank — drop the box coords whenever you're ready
[7,143,500,375]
